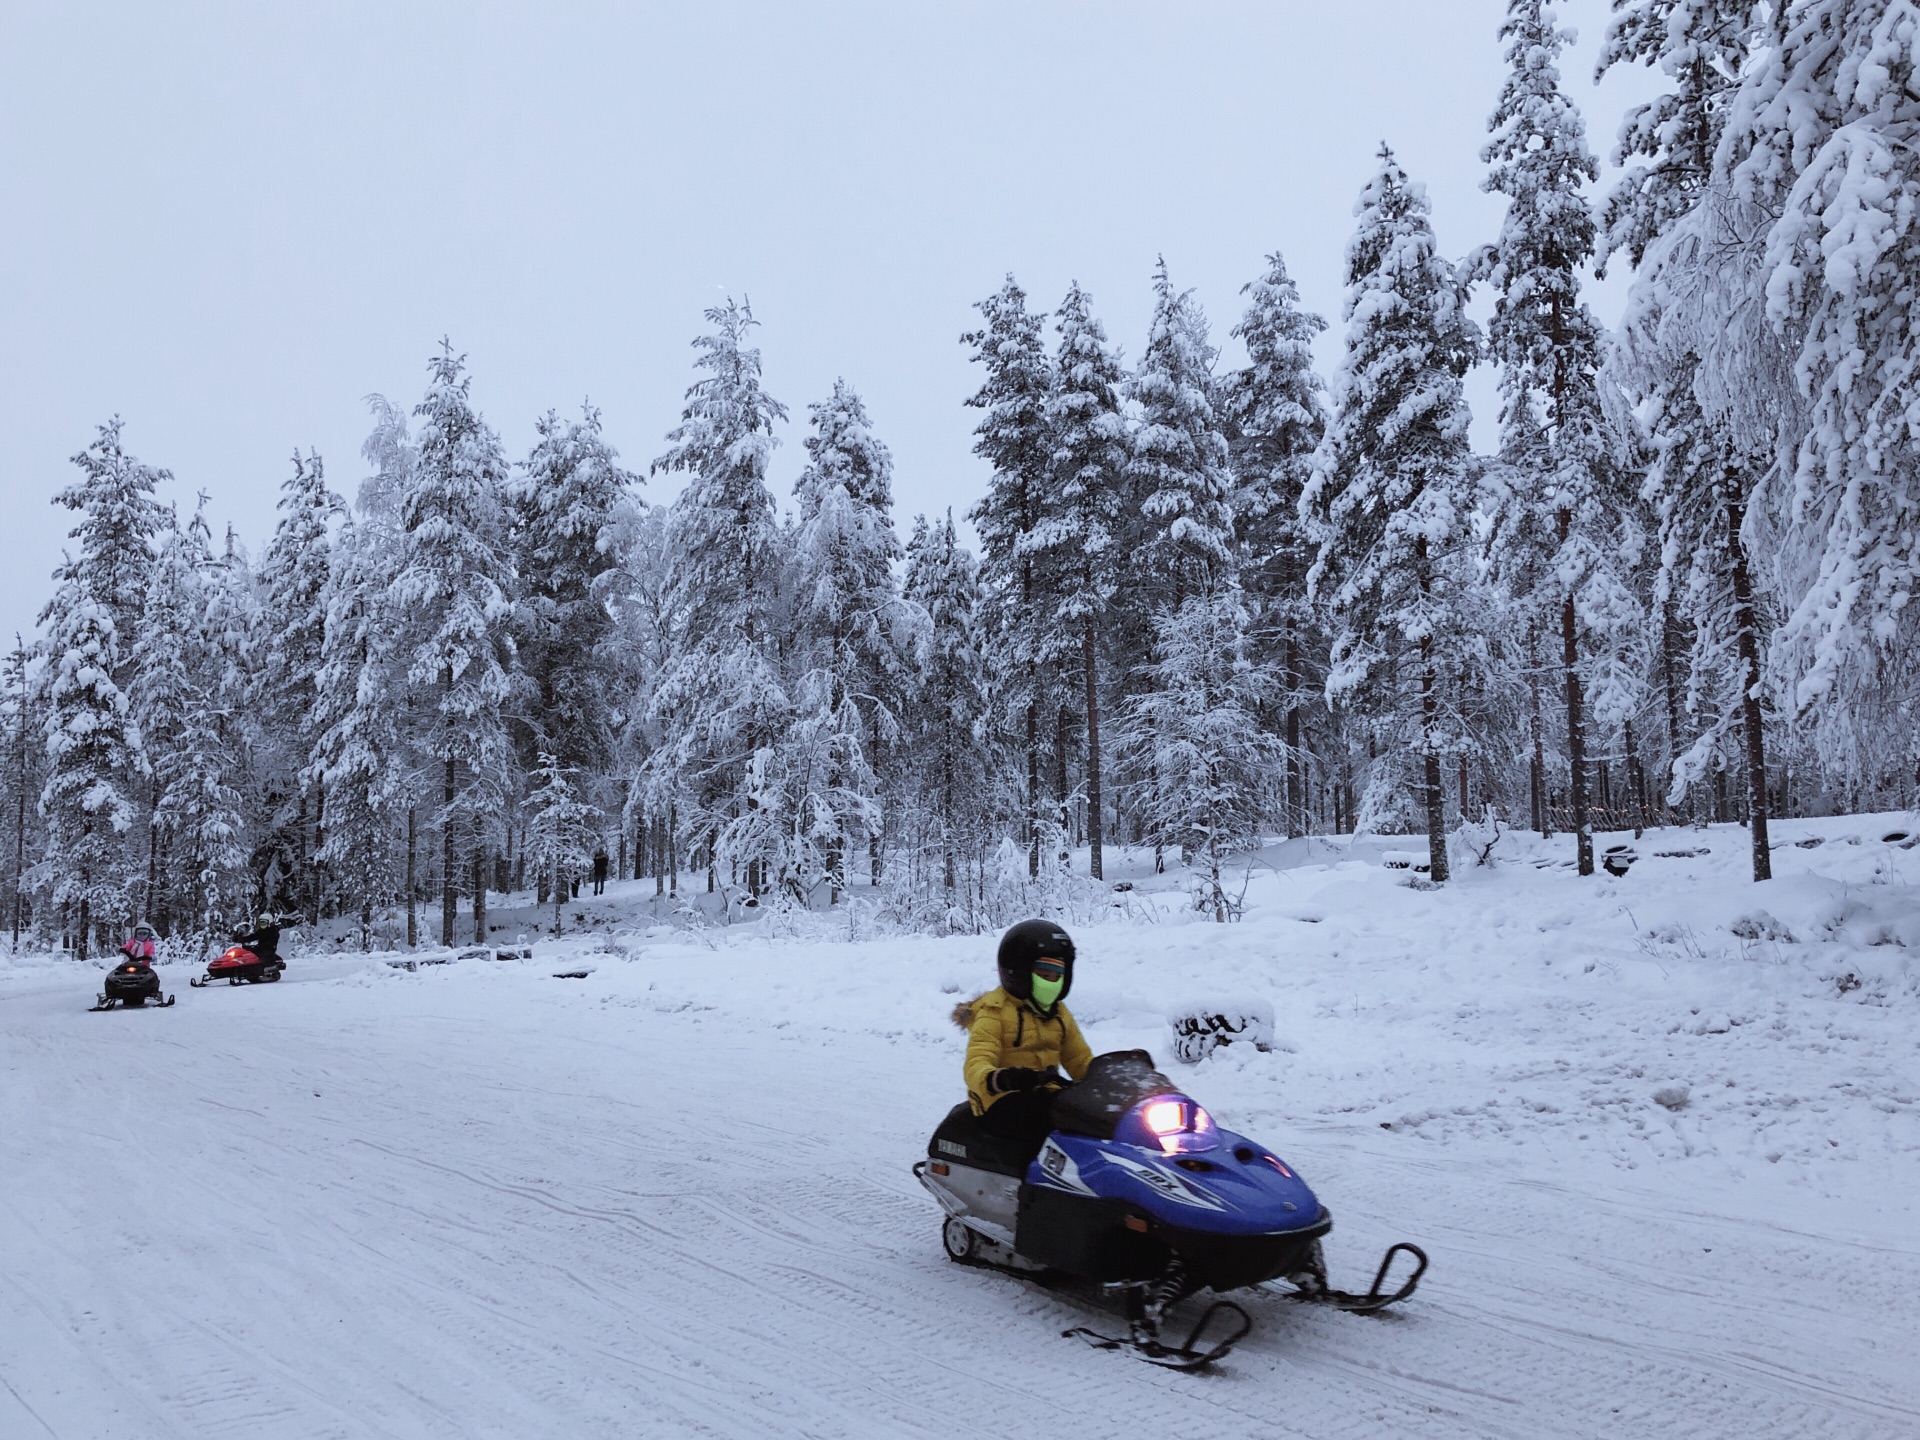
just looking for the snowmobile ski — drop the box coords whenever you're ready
[89,989,176,1010]
[1274,1240,1428,1313]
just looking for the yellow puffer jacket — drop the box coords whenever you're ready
[955,986,1094,1116]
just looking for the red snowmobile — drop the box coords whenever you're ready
[190,920,288,988]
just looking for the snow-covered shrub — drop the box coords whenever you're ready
[1168,1000,1274,1064]
[1730,911,1795,944]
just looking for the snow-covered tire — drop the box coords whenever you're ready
[942,1217,978,1264]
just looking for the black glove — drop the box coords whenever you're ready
[989,1066,1057,1095]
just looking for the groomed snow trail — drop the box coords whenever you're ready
[4,821,1918,1438]
[0,972,1905,1438]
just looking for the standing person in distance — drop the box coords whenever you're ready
[954,919,1094,1156]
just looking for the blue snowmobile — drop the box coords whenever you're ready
[915,1050,1426,1369]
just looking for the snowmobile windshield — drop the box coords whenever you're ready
[1050,1051,1182,1140]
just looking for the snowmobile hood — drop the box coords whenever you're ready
[1033,1119,1324,1238]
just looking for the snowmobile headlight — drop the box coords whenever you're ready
[1143,1100,1185,1137]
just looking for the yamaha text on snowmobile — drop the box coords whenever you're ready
[915,1051,1427,1369]
[189,942,286,988]
[90,957,176,1010]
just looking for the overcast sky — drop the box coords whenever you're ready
[0,0,1659,647]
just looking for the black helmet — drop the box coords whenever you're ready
[996,919,1075,1004]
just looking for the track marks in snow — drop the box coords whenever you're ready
[3,958,1917,1439]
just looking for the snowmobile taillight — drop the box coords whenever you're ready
[1124,1214,1149,1233]
[930,1162,949,1176]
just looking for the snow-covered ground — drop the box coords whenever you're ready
[3,815,1918,1438]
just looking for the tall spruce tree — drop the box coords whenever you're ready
[1225,251,1327,837]
[36,419,166,956]
[258,450,344,919]
[509,403,636,794]
[792,378,907,893]
[308,514,408,947]
[1479,0,1622,877]
[964,276,1055,877]
[903,511,990,905]
[1129,260,1236,607]
[649,300,791,900]
[1305,147,1480,882]
[392,343,515,944]
[1040,283,1128,879]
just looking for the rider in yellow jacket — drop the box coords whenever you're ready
[954,920,1092,1151]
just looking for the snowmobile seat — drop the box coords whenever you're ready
[928,1103,1033,1177]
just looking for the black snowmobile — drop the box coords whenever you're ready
[90,956,176,1010]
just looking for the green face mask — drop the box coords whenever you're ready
[1030,973,1064,1011]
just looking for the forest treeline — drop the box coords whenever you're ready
[10,1,1918,955]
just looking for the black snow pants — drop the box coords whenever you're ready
[978,1084,1072,1162]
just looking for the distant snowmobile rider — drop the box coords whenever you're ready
[120,923,157,963]
[956,919,1094,1151]
[235,913,283,965]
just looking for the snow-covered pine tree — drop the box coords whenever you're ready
[1721,1,1920,810]
[1123,583,1281,921]
[509,404,637,794]
[258,450,344,920]
[1128,259,1236,608]
[1304,147,1480,882]
[392,343,515,944]
[1594,0,1761,272]
[608,500,678,894]
[1478,0,1636,877]
[132,501,249,936]
[791,379,908,894]
[2,638,38,950]
[1124,261,1249,869]
[1039,284,1128,879]
[35,419,167,957]
[522,752,599,933]
[307,513,408,948]
[963,275,1054,877]
[1224,251,1328,838]
[649,300,792,901]
[902,511,991,906]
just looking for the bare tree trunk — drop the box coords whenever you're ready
[406,807,418,948]
[1528,625,1547,836]
[1725,478,1772,882]
[1625,718,1646,839]
[1284,624,1304,839]
[941,721,957,893]
[440,758,457,946]
[1661,598,1687,823]
[1083,616,1104,880]
[10,714,24,952]
[1561,580,1593,876]
[471,842,486,944]
[1054,702,1071,868]
[1026,692,1040,878]
[1417,540,1450,883]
